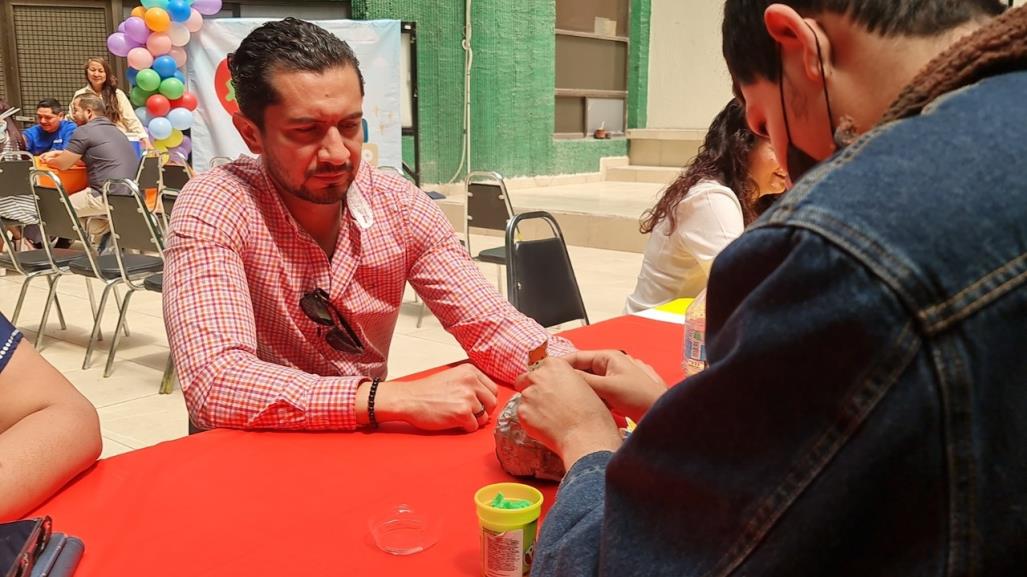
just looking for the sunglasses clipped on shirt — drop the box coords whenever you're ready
[300,288,364,354]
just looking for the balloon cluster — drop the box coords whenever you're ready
[106,0,223,159]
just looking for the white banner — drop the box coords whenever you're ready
[186,19,402,172]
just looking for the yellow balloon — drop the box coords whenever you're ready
[145,7,171,32]
[156,129,183,149]
[131,6,146,18]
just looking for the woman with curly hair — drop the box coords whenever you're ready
[73,57,149,148]
[624,99,786,313]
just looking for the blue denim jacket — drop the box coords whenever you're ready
[532,70,1027,577]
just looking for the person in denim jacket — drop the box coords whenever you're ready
[515,1,1027,575]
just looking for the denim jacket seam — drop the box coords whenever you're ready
[920,250,1027,334]
[927,336,977,577]
[704,322,922,577]
[752,213,928,325]
[558,451,612,494]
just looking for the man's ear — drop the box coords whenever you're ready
[764,4,828,83]
[232,112,263,155]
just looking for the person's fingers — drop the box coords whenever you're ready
[632,358,664,385]
[576,370,615,395]
[513,370,536,392]
[459,409,480,433]
[563,350,614,375]
[470,365,499,395]
[474,403,490,426]
[475,382,498,414]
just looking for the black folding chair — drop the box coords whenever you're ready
[465,170,514,268]
[0,160,83,345]
[161,152,192,192]
[504,211,589,328]
[30,169,136,359]
[143,272,175,394]
[92,178,165,377]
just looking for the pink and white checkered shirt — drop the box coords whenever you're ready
[163,157,572,430]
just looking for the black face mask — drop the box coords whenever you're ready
[778,24,836,182]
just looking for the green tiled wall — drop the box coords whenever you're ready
[354,0,649,183]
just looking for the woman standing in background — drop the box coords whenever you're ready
[73,57,150,149]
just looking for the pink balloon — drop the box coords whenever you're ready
[127,47,154,71]
[169,47,188,68]
[184,9,204,33]
[168,22,190,47]
[146,32,172,56]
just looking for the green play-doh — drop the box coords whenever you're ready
[490,492,532,510]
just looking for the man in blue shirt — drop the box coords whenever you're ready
[21,98,77,155]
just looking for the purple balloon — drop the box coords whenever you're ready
[107,32,131,58]
[124,16,150,44]
[192,0,223,16]
[117,21,127,33]
[170,135,192,160]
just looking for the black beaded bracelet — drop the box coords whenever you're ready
[368,377,382,429]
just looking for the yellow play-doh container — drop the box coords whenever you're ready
[474,483,544,577]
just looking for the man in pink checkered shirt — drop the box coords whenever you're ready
[163,18,573,432]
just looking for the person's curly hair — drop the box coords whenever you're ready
[640,99,762,234]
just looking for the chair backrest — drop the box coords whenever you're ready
[136,150,162,192]
[465,171,514,254]
[0,157,34,199]
[103,179,164,257]
[208,156,231,169]
[158,190,178,233]
[505,211,589,328]
[161,153,192,191]
[30,168,101,273]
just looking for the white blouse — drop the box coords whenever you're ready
[624,179,745,313]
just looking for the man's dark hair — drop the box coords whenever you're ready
[228,17,365,129]
[723,0,1006,84]
[36,98,63,115]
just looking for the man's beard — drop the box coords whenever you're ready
[266,153,355,205]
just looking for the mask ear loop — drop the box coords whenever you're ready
[779,23,840,153]
[805,21,838,141]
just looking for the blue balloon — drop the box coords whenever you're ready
[167,107,193,130]
[152,55,178,79]
[173,70,186,84]
[126,67,138,86]
[167,0,191,22]
[148,117,173,140]
[135,106,151,127]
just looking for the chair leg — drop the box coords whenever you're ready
[83,283,115,370]
[35,275,61,348]
[84,277,104,342]
[11,276,33,325]
[416,301,427,328]
[113,285,131,337]
[496,265,504,295]
[53,293,67,330]
[103,289,135,377]
[159,355,175,394]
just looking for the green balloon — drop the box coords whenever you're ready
[130,85,153,108]
[158,77,185,100]
[136,69,161,92]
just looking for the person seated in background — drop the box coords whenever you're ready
[0,312,102,521]
[164,18,573,433]
[517,0,1027,575]
[39,93,138,241]
[73,57,149,148]
[22,99,77,156]
[624,99,786,313]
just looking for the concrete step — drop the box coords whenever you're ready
[606,165,680,184]
[436,197,648,254]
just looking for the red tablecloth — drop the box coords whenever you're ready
[30,315,683,576]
